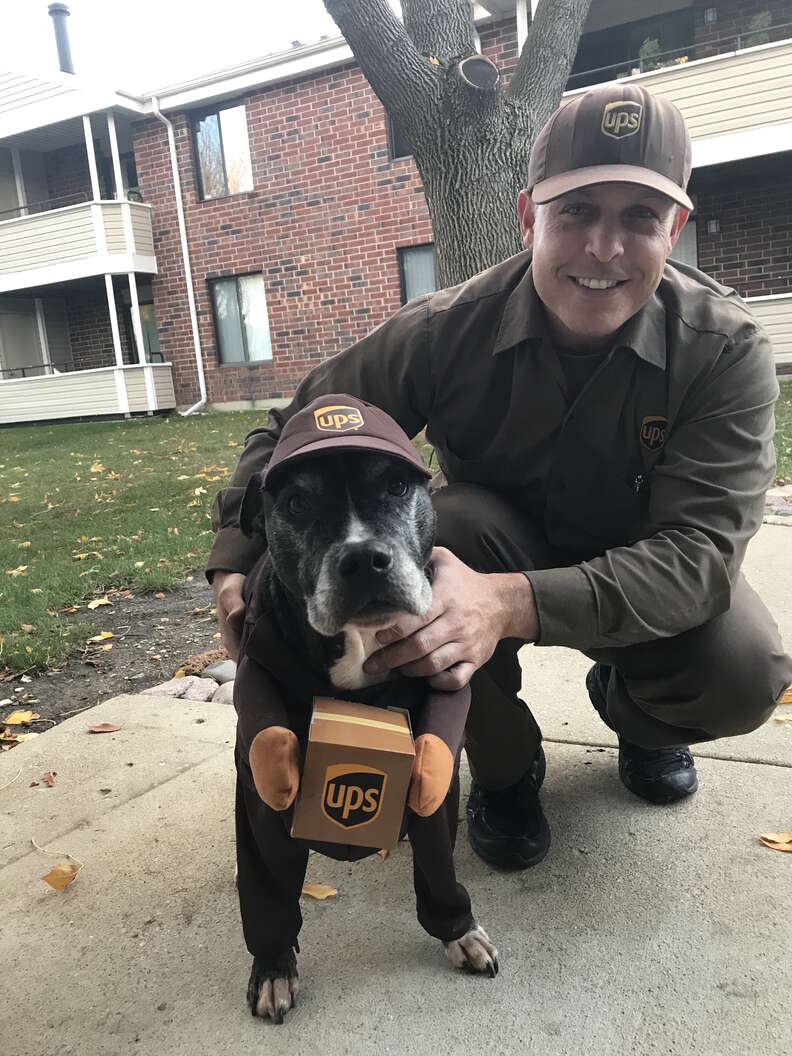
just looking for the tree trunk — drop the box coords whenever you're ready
[324,0,592,287]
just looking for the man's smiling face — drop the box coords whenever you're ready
[517,182,689,351]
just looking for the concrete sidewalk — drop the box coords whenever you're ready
[2,525,790,1056]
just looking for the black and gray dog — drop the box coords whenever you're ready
[232,396,498,1023]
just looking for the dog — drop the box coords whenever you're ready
[231,395,499,1023]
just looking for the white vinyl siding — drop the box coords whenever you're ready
[747,294,792,366]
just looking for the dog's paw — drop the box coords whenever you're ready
[247,950,299,1024]
[443,924,499,978]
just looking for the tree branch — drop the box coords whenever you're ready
[323,0,439,133]
[402,0,476,62]
[506,0,592,123]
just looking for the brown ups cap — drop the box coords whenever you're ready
[264,394,431,488]
[527,84,693,210]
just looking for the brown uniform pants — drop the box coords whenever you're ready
[434,483,792,791]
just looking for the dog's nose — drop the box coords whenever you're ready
[337,542,393,581]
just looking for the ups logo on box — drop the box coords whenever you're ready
[314,405,365,433]
[322,763,387,828]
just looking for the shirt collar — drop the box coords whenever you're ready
[492,264,668,371]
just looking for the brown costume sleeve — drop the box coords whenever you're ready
[234,655,301,813]
[408,685,470,818]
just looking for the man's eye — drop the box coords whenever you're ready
[630,207,658,220]
[287,494,309,515]
[561,204,589,216]
[388,479,408,497]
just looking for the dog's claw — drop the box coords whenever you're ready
[247,952,299,1024]
[443,924,499,978]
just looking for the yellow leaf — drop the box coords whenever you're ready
[5,565,28,576]
[780,687,792,706]
[90,461,104,473]
[775,714,792,723]
[87,631,114,643]
[3,709,40,725]
[19,540,31,549]
[301,882,337,901]
[7,495,20,503]
[20,623,34,633]
[130,449,144,455]
[101,643,113,651]
[87,596,111,610]
[759,832,792,852]
[187,499,200,507]
[41,862,80,891]
[134,560,144,568]
[192,486,207,496]
[173,667,186,678]
[30,588,42,594]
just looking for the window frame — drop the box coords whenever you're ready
[397,243,437,305]
[191,99,253,201]
[209,272,272,366]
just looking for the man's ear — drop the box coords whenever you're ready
[668,205,690,252]
[517,189,538,250]
[239,475,267,538]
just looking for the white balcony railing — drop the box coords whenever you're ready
[0,200,157,294]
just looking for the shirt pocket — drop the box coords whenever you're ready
[439,437,526,488]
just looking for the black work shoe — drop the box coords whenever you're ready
[466,747,550,869]
[586,662,699,805]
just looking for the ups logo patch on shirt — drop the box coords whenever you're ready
[640,415,667,451]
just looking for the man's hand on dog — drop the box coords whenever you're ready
[363,547,539,691]
[212,571,247,661]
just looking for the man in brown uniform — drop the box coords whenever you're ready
[207,84,792,870]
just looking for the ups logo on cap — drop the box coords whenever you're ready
[314,404,364,433]
[601,100,643,140]
[322,763,387,828]
[640,415,667,451]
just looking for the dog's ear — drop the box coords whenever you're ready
[239,475,267,538]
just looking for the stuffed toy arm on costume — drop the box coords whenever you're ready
[407,684,470,817]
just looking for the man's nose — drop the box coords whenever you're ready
[337,542,394,584]
[585,222,624,263]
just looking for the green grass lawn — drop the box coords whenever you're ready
[0,388,789,675]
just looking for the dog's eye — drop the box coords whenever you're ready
[388,479,408,497]
[287,493,309,516]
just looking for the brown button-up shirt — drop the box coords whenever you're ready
[207,251,778,651]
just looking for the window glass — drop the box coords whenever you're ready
[670,219,698,268]
[238,274,272,361]
[212,279,245,363]
[195,112,226,199]
[387,112,412,159]
[400,244,437,303]
[219,106,253,194]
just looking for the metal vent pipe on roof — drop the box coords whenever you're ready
[48,3,74,74]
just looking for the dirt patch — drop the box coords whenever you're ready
[2,578,220,730]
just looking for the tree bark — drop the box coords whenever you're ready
[324,0,592,287]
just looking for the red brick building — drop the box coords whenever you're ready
[1,0,791,422]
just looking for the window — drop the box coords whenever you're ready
[398,244,437,304]
[669,219,698,268]
[124,302,162,363]
[210,274,272,364]
[193,103,253,200]
[387,112,412,160]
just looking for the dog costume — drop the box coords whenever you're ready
[233,397,475,967]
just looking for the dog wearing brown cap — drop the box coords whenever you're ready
[232,395,498,1023]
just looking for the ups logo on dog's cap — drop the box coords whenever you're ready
[314,405,365,433]
[640,415,667,451]
[601,100,643,140]
[322,763,387,828]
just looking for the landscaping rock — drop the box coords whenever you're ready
[211,681,235,705]
[142,675,218,701]
[203,659,237,684]
[764,485,792,526]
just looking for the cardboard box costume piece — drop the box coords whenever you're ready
[291,697,415,849]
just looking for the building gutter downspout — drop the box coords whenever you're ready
[150,95,207,415]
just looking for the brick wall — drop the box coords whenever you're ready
[132,18,520,406]
[691,152,792,297]
[67,283,134,370]
[694,0,792,59]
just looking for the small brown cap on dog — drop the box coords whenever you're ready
[264,394,431,487]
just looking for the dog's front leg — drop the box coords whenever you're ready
[247,948,299,1024]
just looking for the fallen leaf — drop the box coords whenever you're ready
[20,623,34,633]
[302,882,337,901]
[87,632,114,643]
[3,709,40,725]
[19,540,31,549]
[377,849,390,861]
[172,667,186,679]
[759,832,792,852]
[43,771,57,787]
[90,461,104,473]
[101,643,113,651]
[780,687,792,706]
[7,495,20,503]
[775,714,792,723]
[41,862,80,891]
[87,596,111,610]
[88,722,121,734]
[5,565,28,576]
